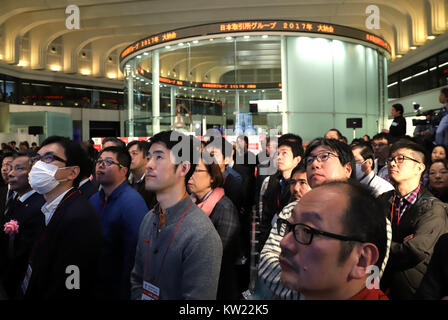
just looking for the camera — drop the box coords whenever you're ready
[412,103,443,127]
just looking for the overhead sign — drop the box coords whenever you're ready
[120,20,391,66]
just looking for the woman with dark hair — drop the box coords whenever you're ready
[187,158,241,300]
[429,159,448,202]
[431,144,447,163]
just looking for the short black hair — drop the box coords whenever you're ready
[389,139,427,164]
[40,136,87,187]
[304,138,355,179]
[372,132,392,144]
[19,141,29,149]
[432,144,448,160]
[280,133,303,152]
[99,146,131,178]
[315,181,387,269]
[278,135,303,158]
[392,103,404,115]
[102,137,126,149]
[326,129,343,140]
[291,161,307,177]
[149,130,199,186]
[441,87,448,98]
[351,142,375,171]
[13,149,37,159]
[127,140,150,156]
[31,142,37,147]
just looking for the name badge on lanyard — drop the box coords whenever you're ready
[142,280,160,300]
[21,264,32,294]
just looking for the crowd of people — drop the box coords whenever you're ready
[0,88,448,300]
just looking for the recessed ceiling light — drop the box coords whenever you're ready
[427,35,436,40]
[410,46,417,50]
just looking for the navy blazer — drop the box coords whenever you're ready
[2,191,45,299]
[78,180,99,200]
[24,188,103,300]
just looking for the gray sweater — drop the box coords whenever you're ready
[130,197,223,300]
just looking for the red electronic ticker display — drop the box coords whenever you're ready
[138,67,281,90]
[120,20,391,63]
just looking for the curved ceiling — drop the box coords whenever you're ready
[0,0,446,83]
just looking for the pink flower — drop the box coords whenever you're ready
[4,220,19,235]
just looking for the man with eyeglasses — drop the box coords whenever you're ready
[1,150,45,299]
[89,146,148,299]
[127,141,157,211]
[279,180,389,300]
[257,162,310,300]
[23,136,102,299]
[378,140,448,299]
[304,138,354,188]
[351,142,394,197]
[256,138,355,300]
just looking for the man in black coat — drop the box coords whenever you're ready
[2,150,45,299]
[388,103,407,137]
[22,136,102,300]
[126,140,157,210]
[378,140,448,300]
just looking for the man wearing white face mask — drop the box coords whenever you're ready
[351,142,394,198]
[23,136,102,300]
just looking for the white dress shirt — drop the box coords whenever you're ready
[41,189,72,226]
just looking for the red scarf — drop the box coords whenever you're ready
[191,188,225,216]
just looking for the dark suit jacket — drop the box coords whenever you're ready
[78,180,99,200]
[416,233,448,299]
[0,185,7,217]
[378,187,448,299]
[2,192,45,299]
[24,188,103,300]
[129,178,157,211]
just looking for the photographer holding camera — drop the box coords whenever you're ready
[434,88,448,148]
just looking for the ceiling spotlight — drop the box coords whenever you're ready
[427,35,436,40]
[396,54,403,58]
[410,46,417,50]
[226,36,233,40]
[193,40,199,44]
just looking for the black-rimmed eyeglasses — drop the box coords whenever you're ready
[304,152,339,167]
[276,217,364,245]
[95,158,124,168]
[31,152,67,164]
[387,154,420,165]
